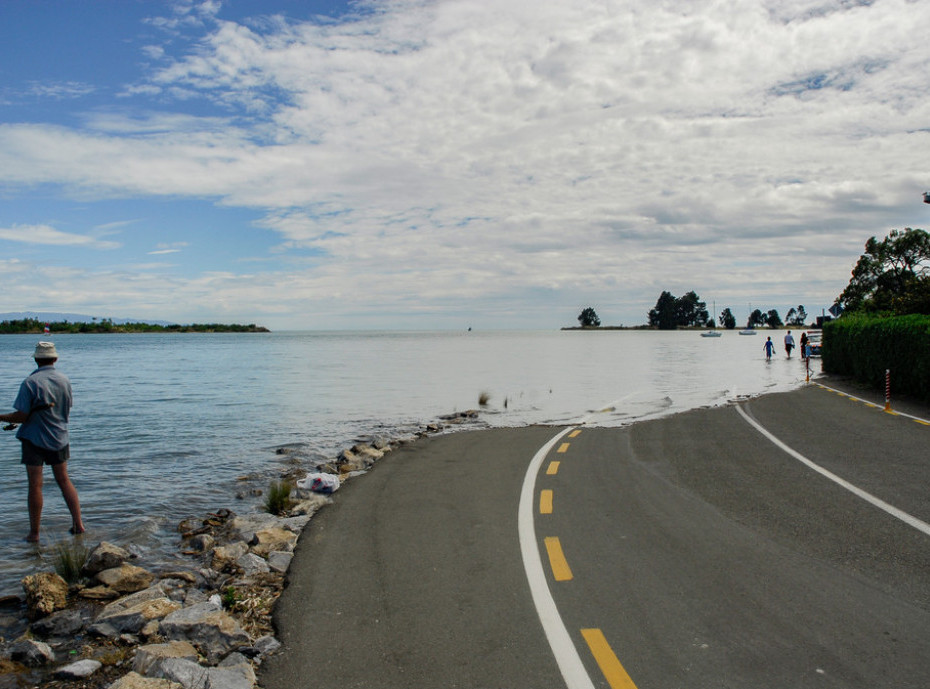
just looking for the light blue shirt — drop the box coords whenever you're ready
[13,365,72,451]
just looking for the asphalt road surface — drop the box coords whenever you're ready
[260,383,930,689]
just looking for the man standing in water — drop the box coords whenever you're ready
[784,330,795,358]
[0,342,84,542]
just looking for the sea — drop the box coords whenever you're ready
[0,329,811,597]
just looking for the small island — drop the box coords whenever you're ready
[0,318,269,334]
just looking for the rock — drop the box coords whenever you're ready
[159,571,198,584]
[55,658,103,679]
[96,564,156,594]
[336,447,372,473]
[80,584,121,600]
[30,607,86,638]
[22,571,69,617]
[249,527,297,557]
[94,596,182,635]
[352,442,385,461]
[100,585,169,613]
[187,534,215,553]
[107,672,185,689]
[227,514,280,543]
[211,542,249,570]
[147,657,256,689]
[236,553,270,575]
[159,601,251,664]
[266,551,293,574]
[252,634,281,658]
[10,638,55,666]
[83,542,132,576]
[286,495,329,519]
[371,436,392,451]
[132,640,199,675]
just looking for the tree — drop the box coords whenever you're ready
[765,309,783,328]
[577,307,601,327]
[785,305,807,326]
[719,308,737,329]
[747,309,766,328]
[648,291,678,329]
[839,228,930,315]
[675,291,709,327]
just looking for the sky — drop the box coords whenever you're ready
[1,0,929,330]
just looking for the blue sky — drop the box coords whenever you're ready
[2,0,929,329]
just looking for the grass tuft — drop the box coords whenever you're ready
[478,391,491,406]
[53,540,89,584]
[265,480,293,515]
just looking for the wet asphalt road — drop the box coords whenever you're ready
[260,383,930,689]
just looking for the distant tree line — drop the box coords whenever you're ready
[0,318,269,334]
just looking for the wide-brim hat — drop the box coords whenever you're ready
[34,341,58,359]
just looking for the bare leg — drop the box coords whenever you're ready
[26,465,43,542]
[52,462,84,534]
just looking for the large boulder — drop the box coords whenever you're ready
[96,564,156,594]
[22,572,68,617]
[159,601,251,664]
[83,542,131,576]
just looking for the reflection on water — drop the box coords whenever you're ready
[0,329,810,595]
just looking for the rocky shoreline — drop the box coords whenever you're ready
[0,409,481,689]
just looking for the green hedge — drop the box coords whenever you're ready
[823,314,930,401]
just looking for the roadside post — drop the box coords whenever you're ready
[884,369,892,412]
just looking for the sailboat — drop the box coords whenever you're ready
[701,300,722,337]
[739,303,757,334]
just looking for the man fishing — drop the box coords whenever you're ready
[1,342,84,542]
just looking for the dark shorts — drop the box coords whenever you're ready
[21,439,70,467]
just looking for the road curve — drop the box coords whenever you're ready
[260,385,930,689]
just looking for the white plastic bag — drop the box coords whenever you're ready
[296,472,340,494]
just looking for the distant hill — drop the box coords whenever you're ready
[0,312,175,327]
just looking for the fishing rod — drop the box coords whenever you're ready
[2,403,53,431]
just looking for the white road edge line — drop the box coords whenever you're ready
[519,427,596,689]
[736,404,930,537]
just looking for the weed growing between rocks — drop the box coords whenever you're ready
[264,480,292,516]
[52,540,88,585]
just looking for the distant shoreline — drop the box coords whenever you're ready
[0,319,270,335]
[560,325,814,331]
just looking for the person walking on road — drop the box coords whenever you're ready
[784,330,795,358]
[764,336,775,360]
[0,342,84,543]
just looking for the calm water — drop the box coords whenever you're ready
[0,329,810,596]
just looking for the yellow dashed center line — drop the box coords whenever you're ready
[581,628,639,689]
[546,460,560,475]
[544,537,573,581]
[569,429,582,438]
[557,442,570,454]
[539,489,554,514]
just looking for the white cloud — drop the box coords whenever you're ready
[0,224,121,249]
[1,0,929,326]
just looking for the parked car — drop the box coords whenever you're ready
[805,331,822,356]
